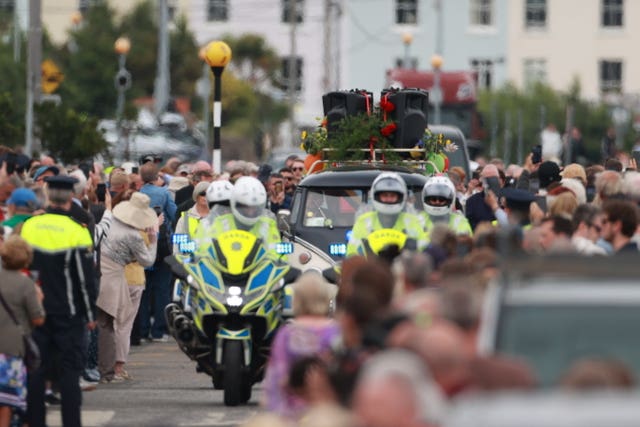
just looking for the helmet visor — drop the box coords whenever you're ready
[374,191,404,205]
[235,202,262,219]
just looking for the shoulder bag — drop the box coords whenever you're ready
[0,288,41,371]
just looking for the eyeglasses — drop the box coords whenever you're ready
[284,176,294,181]
[292,167,304,172]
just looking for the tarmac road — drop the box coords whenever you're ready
[45,340,263,427]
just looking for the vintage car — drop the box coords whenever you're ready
[277,165,429,273]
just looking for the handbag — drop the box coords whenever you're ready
[0,288,41,371]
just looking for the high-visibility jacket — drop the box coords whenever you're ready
[420,212,473,240]
[346,211,427,257]
[199,213,281,258]
[21,208,96,321]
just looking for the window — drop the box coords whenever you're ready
[470,0,493,26]
[0,0,14,13]
[282,0,304,23]
[394,57,418,69]
[602,0,623,27]
[523,58,547,87]
[471,59,495,89]
[396,0,418,25]
[302,189,363,228]
[281,56,303,92]
[525,0,546,28]
[207,0,228,22]
[79,0,102,14]
[600,60,622,93]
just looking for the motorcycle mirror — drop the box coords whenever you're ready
[277,209,291,234]
[164,255,189,280]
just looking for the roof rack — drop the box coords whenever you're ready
[308,147,442,174]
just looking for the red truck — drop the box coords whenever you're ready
[385,68,486,156]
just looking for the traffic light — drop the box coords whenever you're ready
[114,69,132,90]
[322,90,373,142]
[380,88,429,149]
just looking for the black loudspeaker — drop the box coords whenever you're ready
[381,88,429,149]
[322,90,373,142]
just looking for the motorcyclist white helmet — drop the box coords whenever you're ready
[422,175,456,217]
[371,172,407,216]
[206,180,233,207]
[230,176,266,226]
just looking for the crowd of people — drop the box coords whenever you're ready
[0,136,639,427]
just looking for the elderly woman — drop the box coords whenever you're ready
[263,272,339,419]
[0,236,45,425]
[97,192,159,383]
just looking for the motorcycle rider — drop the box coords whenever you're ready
[207,176,281,257]
[347,172,427,257]
[420,175,472,240]
[192,180,234,252]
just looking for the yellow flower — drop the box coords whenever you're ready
[301,130,307,140]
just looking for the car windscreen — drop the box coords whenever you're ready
[496,305,640,387]
[302,188,364,228]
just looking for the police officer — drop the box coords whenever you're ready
[489,187,536,229]
[347,172,426,257]
[205,176,280,257]
[420,174,472,240]
[173,181,210,253]
[22,176,97,427]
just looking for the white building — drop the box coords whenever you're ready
[508,0,640,106]
[185,0,346,143]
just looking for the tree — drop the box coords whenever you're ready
[0,92,21,146]
[35,101,109,164]
[222,33,280,86]
[170,15,201,101]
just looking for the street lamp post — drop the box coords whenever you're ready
[114,37,132,159]
[198,47,211,161]
[203,41,232,174]
[402,32,413,69]
[430,54,443,125]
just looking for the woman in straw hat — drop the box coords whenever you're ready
[97,192,159,383]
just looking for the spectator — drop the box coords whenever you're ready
[280,167,296,197]
[174,161,213,207]
[540,123,562,163]
[565,126,585,164]
[97,192,158,383]
[601,200,639,253]
[0,236,45,425]
[138,162,176,342]
[465,164,500,230]
[601,126,617,162]
[593,170,623,206]
[267,173,289,213]
[352,349,445,427]
[291,158,306,184]
[2,188,38,236]
[32,165,59,188]
[263,272,339,419]
[538,216,575,253]
[571,204,606,256]
[285,155,302,169]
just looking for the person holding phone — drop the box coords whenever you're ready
[464,164,502,231]
[268,173,289,214]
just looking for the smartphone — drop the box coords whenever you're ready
[132,166,139,174]
[153,206,162,217]
[96,183,106,202]
[529,178,540,194]
[531,145,542,164]
[483,176,501,195]
[274,181,283,193]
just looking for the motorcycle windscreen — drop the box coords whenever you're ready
[216,230,258,275]
[366,228,407,254]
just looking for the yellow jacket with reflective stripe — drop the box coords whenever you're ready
[420,212,473,241]
[346,211,427,257]
[197,213,281,258]
[21,210,96,321]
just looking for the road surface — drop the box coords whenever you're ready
[46,341,263,427]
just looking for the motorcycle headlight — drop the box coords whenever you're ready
[225,286,244,307]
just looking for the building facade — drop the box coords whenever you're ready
[508,0,640,105]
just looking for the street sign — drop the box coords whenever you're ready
[41,59,64,94]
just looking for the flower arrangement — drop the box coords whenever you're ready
[410,128,458,173]
[300,109,399,161]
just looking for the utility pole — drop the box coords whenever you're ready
[434,0,443,56]
[322,0,331,92]
[13,0,22,62]
[25,0,42,157]
[154,0,170,117]
[334,0,342,90]
[287,0,299,148]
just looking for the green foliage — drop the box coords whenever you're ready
[477,80,614,164]
[222,33,280,85]
[170,15,201,100]
[0,92,21,146]
[35,102,108,164]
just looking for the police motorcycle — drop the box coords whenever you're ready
[164,186,299,406]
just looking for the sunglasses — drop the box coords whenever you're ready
[284,176,294,181]
[292,167,304,172]
[198,191,207,197]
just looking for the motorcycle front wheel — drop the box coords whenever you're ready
[223,340,245,406]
